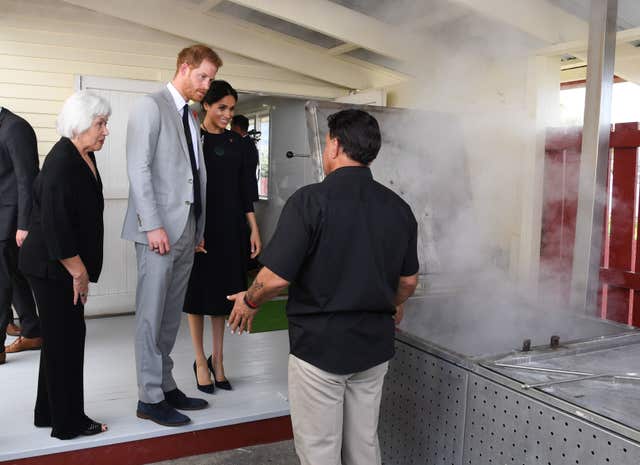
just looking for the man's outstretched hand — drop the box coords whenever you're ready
[227,291,258,335]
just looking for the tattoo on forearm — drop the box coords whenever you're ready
[247,280,264,303]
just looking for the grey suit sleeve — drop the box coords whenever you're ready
[126,96,164,232]
[6,119,38,230]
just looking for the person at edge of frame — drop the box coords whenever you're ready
[0,105,42,364]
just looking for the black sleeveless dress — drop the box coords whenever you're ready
[184,129,256,315]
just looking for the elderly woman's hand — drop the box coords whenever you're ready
[60,255,90,306]
[72,271,90,306]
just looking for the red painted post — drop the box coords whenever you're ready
[542,122,640,326]
[603,123,640,323]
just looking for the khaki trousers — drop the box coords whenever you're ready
[288,354,389,465]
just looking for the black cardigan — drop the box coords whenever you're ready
[19,137,104,282]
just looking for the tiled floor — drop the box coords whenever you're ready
[0,315,290,462]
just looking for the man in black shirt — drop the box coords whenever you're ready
[228,109,418,465]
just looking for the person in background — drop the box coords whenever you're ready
[0,106,41,365]
[122,44,218,427]
[5,318,20,339]
[230,114,249,138]
[19,91,110,439]
[227,109,419,465]
[231,114,259,202]
[184,81,261,393]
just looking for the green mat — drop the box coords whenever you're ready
[250,299,289,333]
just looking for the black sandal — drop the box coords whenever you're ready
[81,420,108,436]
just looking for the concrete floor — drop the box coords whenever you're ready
[149,440,300,465]
[0,315,290,462]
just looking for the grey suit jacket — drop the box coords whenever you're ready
[121,87,207,245]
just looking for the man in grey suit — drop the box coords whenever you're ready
[0,107,41,365]
[122,44,221,426]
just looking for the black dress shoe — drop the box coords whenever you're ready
[136,400,190,426]
[193,361,214,394]
[208,355,232,390]
[164,388,208,410]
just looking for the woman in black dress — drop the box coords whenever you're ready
[184,81,261,392]
[19,90,110,439]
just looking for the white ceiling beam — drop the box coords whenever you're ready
[61,0,398,90]
[223,0,418,60]
[540,27,640,56]
[537,27,640,86]
[444,0,640,87]
[445,0,640,87]
[327,43,359,56]
[560,66,587,83]
[198,0,223,12]
[404,4,468,32]
[448,0,588,44]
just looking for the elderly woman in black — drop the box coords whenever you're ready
[19,90,110,439]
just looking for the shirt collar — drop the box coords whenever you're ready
[166,82,188,113]
[326,165,372,180]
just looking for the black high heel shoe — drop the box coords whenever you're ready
[207,355,232,390]
[193,361,215,394]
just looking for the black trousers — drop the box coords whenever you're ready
[0,239,39,348]
[28,275,91,440]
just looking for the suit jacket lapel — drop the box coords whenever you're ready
[159,88,191,164]
[0,108,9,129]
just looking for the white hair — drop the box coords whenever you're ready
[56,91,111,138]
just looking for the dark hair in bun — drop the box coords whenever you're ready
[202,80,237,105]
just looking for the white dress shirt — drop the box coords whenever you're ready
[166,82,199,170]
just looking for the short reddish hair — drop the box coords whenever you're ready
[175,44,222,74]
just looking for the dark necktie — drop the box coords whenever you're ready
[182,104,202,221]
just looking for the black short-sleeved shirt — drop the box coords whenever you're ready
[259,165,419,374]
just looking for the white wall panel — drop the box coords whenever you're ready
[83,78,164,316]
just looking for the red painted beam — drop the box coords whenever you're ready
[600,268,640,290]
[560,75,625,90]
[2,416,293,465]
[610,122,640,148]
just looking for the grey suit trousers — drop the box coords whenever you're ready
[134,212,196,403]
